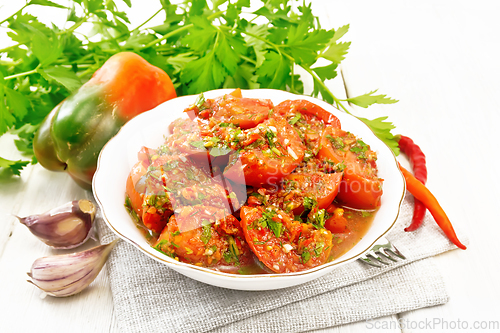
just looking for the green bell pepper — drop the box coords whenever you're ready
[34,52,177,189]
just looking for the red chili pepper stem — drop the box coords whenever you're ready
[399,164,466,250]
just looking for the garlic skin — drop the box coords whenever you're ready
[17,200,96,249]
[27,239,118,297]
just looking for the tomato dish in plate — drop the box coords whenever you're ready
[93,89,405,290]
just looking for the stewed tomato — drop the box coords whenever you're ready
[240,206,333,273]
[155,205,251,267]
[318,126,383,209]
[188,91,273,129]
[126,92,383,274]
[266,172,342,214]
[274,99,341,159]
[274,99,341,128]
[224,116,305,186]
[324,204,349,233]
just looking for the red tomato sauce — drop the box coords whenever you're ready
[125,90,382,274]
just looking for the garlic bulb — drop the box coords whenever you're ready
[16,200,96,249]
[27,239,118,297]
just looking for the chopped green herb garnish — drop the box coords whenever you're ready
[258,209,283,238]
[201,220,212,245]
[195,93,206,109]
[209,146,232,157]
[303,197,318,211]
[153,240,175,258]
[289,113,302,125]
[313,243,325,257]
[301,250,311,263]
[190,140,206,150]
[271,147,282,156]
[223,236,240,264]
[350,139,369,159]
[326,134,345,149]
[266,130,276,148]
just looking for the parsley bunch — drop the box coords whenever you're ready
[0,0,398,178]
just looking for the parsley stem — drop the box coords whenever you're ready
[141,25,191,49]
[141,10,223,50]
[0,43,21,54]
[4,68,38,81]
[301,65,353,116]
[0,3,29,26]
[133,8,162,32]
[239,54,256,65]
[59,16,88,35]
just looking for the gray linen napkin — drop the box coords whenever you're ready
[96,194,468,333]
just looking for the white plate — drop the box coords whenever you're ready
[93,89,405,290]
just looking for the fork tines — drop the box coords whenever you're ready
[359,241,406,268]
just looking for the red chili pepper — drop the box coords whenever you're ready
[397,135,428,231]
[399,163,466,250]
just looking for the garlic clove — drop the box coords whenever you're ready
[27,239,118,297]
[17,200,96,249]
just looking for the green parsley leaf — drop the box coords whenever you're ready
[256,51,291,89]
[312,63,338,81]
[358,116,400,156]
[286,21,333,65]
[345,90,399,108]
[244,24,270,67]
[5,88,30,121]
[29,0,68,9]
[331,24,350,43]
[39,66,82,92]
[0,77,16,136]
[0,157,30,176]
[322,41,351,64]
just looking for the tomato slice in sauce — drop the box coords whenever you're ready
[155,205,251,268]
[274,99,341,128]
[266,172,342,214]
[190,92,273,129]
[324,204,350,233]
[240,206,333,273]
[224,116,305,186]
[318,126,383,209]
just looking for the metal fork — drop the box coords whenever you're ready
[358,237,406,267]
